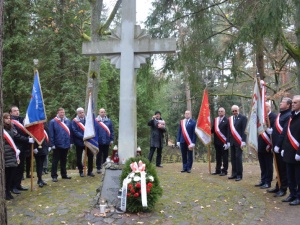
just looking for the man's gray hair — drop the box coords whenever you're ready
[76,107,84,113]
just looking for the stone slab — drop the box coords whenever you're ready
[100,169,122,205]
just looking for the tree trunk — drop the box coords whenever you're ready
[0,0,8,222]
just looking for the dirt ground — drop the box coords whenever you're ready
[6,162,300,225]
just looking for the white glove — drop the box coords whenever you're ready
[189,143,195,148]
[28,137,34,143]
[177,142,180,146]
[281,150,284,157]
[241,142,246,148]
[52,146,56,150]
[266,128,273,135]
[70,144,73,148]
[33,148,38,154]
[223,143,229,150]
[295,154,300,161]
[274,146,280,153]
[16,149,21,157]
[48,147,52,152]
[266,145,270,151]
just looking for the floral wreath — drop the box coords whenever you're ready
[120,156,162,213]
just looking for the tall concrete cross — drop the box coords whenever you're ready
[82,0,176,161]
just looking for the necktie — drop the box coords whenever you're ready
[186,119,189,127]
[234,116,237,124]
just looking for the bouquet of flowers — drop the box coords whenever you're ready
[120,156,163,213]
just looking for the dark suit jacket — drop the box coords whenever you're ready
[211,116,229,145]
[177,119,197,144]
[271,109,291,149]
[258,112,277,152]
[228,114,247,146]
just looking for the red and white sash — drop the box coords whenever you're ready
[54,117,70,136]
[3,129,18,159]
[181,119,192,146]
[96,119,111,136]
[44,130,49,143]
[73,118,85,131]
[287,118,299,150]
[11,119,27,134]
[275,113,283,134]
[229,116,242,145]
[261,132,272,146]
[214,117,226,144]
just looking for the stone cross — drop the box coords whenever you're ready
[82,0,176,161]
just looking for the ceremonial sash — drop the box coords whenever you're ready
[261,132,271,146]
[181,119,192,146]
[229,116,242,145]
[44,130,49,143]
[3,129,18,159]
[73,118,85,131]
[214,117,226,144]
[287,118,299,150]
[54,117,70,136]
[275,113,283,134]
[11,119,27,135]
[96,119,111,136]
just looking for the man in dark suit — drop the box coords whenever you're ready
[255,102,277,189]
[228,105,247,181]
[211,107,229,176]
[177,110,197,173]
[267,97,292,197]
[281,95,300,205]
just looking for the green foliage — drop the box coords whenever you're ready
[120,156,163,213]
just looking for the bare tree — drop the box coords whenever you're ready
[0,0,8,223]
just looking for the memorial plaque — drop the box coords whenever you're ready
[100,169,122,205]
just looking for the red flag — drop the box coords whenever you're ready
[195,88,211,145]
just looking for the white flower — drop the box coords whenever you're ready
[133,176,141,182]
[129,172,135,178]
[148,176,154,182]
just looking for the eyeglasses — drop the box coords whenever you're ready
[232,110,237,112]
[292,102,299,104]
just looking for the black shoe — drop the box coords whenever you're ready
[38,182,44,188]
[187,170,191,173]
[88,172,95,177]
[267,188,279,193]
[156,165,163,168]
[212,172,220,175]
[282,196,296,202]
[5,194,13,200]
[12,188,21,194]
[52,178,58,182]
[62,176,72,179]
[228,176,237,179]
[181,170,187,173]
[80,173,84,177]
[274,190,286,197]
[260,184,271,189]
[235,176,242,181]
[219,172,227,176]
[289,198,300,205]
[254,182,264,187]
[16,185,28,191]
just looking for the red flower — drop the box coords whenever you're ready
[146,188,151,193]
[147,182,153,188]
[127,193,131,197]
[135,182,141,188]
[130,189,135,194]
[134,193,139,198]
[128,184,133,189]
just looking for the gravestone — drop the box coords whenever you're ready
[100,169,122,206]
[82,0,176,161]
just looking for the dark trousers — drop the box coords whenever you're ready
[25,154,32,176]
[13,150,26,188]
[230,144,243,177]
[286,163,300,199]
[96,144,109,170]
[180,142,193,171]
[274,152,288,191]
[75,145,94,174]
[148,147,162,166]
[51,148,69,178]
[35,155,46,182]
[214,143,228,174]
[6,167,16,194]
[258,151,273,185]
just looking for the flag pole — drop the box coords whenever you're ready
[84,146,87,176]
[30,143,34,191]
[207,144,211,174]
